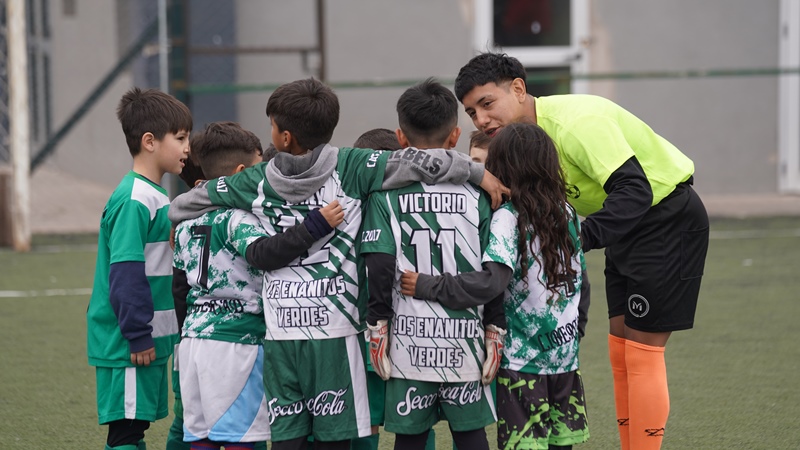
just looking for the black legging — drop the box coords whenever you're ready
[107,419,150,447]
[394,427,491,450]
[271,436,350,450]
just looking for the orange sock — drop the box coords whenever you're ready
[626,339,669,450]
[608,334,630,450]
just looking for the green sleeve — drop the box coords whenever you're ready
[335,148,390,200]
[207,162,269,212]
[107,199,149,264]
[359,192,396,256]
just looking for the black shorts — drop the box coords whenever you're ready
[495,369,590,448]
[605,181,709,332]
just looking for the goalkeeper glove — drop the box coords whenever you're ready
[368,320,391,381]
[482,324,506,385]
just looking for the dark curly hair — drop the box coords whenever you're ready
[485,122,577,301]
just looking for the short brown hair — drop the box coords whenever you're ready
[353,128,402,151]
[116,87,193,156]
[469,130,492,150]
[192,121,263,179]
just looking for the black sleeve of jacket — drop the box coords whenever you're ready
[365,253,396,325]
[578,270,590,338]
[482,293,507,330]
[245,222,317,271]
[172,267,190,330]
[580,156,653,251]
[414,262,512,310]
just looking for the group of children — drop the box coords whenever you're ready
[88,51,707,450]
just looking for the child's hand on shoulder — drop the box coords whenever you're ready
[480,170,510,209]
[320,200,344,228]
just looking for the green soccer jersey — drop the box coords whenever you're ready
[360,182,493,382]
[535,94,695,217]
[173,209,267,344]
[87,171,178,367]
[482,203,585,375]
[206,148,390,340]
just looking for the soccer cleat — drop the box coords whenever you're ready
[482,324,507,385]
[368,320,391,381]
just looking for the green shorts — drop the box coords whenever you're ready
[264,334,372,442]
[384,378,496,435]
[496,368,589,449]
[367,370,386,426]
[95,364,169,424]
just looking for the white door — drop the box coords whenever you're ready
[779,0,800,193]
[472,0,590,95]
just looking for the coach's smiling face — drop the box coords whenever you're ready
[462,78,528,137]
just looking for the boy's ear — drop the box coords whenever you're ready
[274,128,293,151]
[233,163,247,174]
[447,127,462,150]
[395,129,410,148]
[510,78,528,102]
[141,132,156,153]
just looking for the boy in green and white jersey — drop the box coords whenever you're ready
[168,78,508,450]
[87,87,192,450]
[173,122,343,449]
[360,79,503,450]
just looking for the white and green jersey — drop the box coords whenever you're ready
[173,209,266,344]
[361,182,492,382]
[87,171,178,367]
[207,148,391,341]
[174,144,483,341]
[482,203,585,375]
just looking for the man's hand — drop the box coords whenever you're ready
[480,170,510,209]
[319,200,344,228]
[400,271,419,297]
[131,347,156,366]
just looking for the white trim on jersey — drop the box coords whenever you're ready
[144,240,173,277]
[131,177,169,220]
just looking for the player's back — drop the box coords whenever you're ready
[362,181,492,382]
[173,208,266,344]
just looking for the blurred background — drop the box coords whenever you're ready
[2,2,800,448]
[1,0,799,238]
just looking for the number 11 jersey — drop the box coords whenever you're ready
[361,182,493,383]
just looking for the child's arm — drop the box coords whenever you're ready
[172,268,190,331]
[482,292,507,330]
[399,261,512,310]
[364,253,396,326]
[245,200,344,271]
[380,148,509,208]
[168,181,219,224]
[109,261,156,366]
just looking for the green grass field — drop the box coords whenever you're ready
[1,217,799,449]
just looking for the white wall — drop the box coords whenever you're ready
[43,0,784,196]
[46,0,132,187]
[590,0,780,195]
